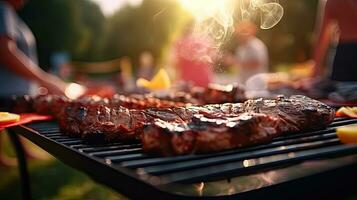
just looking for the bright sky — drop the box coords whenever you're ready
[90,0,143,16]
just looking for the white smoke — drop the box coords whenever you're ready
[179,0,284,42]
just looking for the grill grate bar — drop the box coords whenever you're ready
[69,142,136,150]
[61,140,84,145]
[44,133,63,137]
[329,118,357,126]
[273,128,334,141]
[55,138,83,142]
[105,154,150,164]
[36,129,61,134]
[139,139,340,175]
[121,132,337,168]
[46,135,69,139]
[158,144,357,184]
[272,118,357,142]
[20,117,357,187]
[89,148,142,157]
[78,144,142,153]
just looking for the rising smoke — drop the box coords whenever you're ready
[179,0,284,49]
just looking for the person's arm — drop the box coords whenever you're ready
[0,36,67,95]
[312,0,334,77]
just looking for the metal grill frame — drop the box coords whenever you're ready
[10,118,357,200]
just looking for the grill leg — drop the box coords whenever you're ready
[7,131,32,200]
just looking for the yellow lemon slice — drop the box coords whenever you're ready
[350,107,357,115]
[136,68,171,90]
[337,125,357,144]
[336,107,357,118]
[0,112,20,126]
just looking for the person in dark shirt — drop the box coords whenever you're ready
[312,0,357,81]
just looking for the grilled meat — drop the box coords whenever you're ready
[11,95,34,113]
[11,83,246,115]
[190,83,246,104]
[243,95,335,131]
[142,113,280,155]
[153,83,246,104]
[11,94,187,115]
[12,93,334,155]
[141,95,335,155]
[57,95,334,155]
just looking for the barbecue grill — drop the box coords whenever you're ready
[9,117,357,200]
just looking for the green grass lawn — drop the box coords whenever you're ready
[0,133,128,200]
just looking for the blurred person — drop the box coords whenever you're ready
[227,20,269,85]
[311,0,357,81]
[0,0,83,166]
[119,57,134,91]
[297,0,357,102]
[0,0,70,98]
[172,22,216,88]
[50,51,72,80]
[137,51,155,80]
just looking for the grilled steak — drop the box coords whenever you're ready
[11,94,187,115]
[141,95,335,155]
[142,113,280,155]
[57,95,334,155]
[11,83,245,114]
[12,93,335,155]
[243,95,335,131]
[154,83,246,104]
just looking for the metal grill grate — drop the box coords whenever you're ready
[13,117,357,199]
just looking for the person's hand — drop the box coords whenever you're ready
[39,74,87,99]
[39,74,67,95]
[64,82,87,99]
[294,76,322,91]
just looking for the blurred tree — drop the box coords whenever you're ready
[225,0,319,70]
[258,0,319,68]
[71,0,105,61]
[18,0,320,73]
[100,0,189,69]
[19,0,105,69]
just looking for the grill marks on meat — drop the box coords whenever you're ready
[141,95,335,155]
[58,102,189,142]
[59,95,334,155]
[59,104,147,142]
[142,113,280,155]
[13,93,335,155]
[243,95,335,132]
[11,94,187,115]
[154,84,246,104]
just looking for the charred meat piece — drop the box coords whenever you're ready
[153,83,246,104]
[243,95,335,132]
[14,93,334,156]
[32,95,70,116]
[12,94,187,114]
[110,94,187,109]
[141,95,335,155]
[142,113,280,155]
[190,83,246,104]
[11,95,34,113]
[58,103,144,141]
[11,95,69,116]
[58,104,190,142]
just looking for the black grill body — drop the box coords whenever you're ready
[11,118,357,199]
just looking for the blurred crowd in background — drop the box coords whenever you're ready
[1,0,357,197]
[15,0,319,90]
